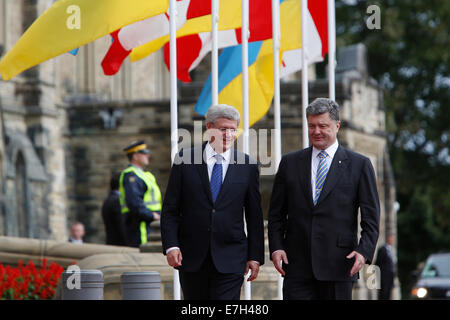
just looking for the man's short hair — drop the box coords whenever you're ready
[71,222,84,230]
[306,98,340,122]
[205,104,241,126]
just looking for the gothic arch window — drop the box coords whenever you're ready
[75,43,96,94]
[111,58,132,100]
[0,152,4,236]
[15,151,29,237]
[22,0,40,33]
[0,0,6,52]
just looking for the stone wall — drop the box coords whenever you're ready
[0,0,68,241]
[65,101,174,242]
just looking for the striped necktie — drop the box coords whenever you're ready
[210,154,223,203]
[314,150,329,205]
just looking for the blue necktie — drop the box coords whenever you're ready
[314,150,329,205]
[210,154,223,203]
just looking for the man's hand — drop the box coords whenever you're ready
[245,261,260,282]
[346,251,366,277]
[271,250,288,277]
[167,248,182,268]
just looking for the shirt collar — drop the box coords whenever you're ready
[69,237,83,244]
[312,139,339,160]
[205,142,231,163]
[129,163,143,172]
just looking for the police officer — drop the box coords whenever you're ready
[119,140,161,247]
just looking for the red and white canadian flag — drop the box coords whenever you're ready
[165,0,329,83]
[101,0,211,75]
[163,0,273,82]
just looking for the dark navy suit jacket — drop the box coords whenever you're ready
[268,145,380,282]
[161,143,265,274]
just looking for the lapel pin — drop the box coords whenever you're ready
[339,160,342,164]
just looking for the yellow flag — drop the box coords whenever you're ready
[218,40,275,130]
[280,0,301,51]
[218,0,303,129]
[130,0,242,62]
[0,0,169,80]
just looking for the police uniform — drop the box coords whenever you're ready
[119,141,162,247]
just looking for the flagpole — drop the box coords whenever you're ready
[272,0,283,300]
[211,0,219,105]
[301,0,309,149]
[272,0,282,169]
[242,0,250,155]
[327,0,336,101]
[241,0,251,300]
[169,0,181,301]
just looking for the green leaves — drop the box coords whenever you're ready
[336,0,450,298]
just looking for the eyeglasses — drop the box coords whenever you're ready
[216,127,238,134]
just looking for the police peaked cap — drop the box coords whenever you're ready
[123,140,150,154]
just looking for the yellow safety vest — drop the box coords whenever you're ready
[119,166,162,244]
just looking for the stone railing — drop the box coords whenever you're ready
[0,234,281,300]
[0,233,395,299]
[61,244,280,300]
[0,236,139,268]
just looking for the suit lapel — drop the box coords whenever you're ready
[297,147,314,209]
[195,142,213,204]
[316,145,349,206]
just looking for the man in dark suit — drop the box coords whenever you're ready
[161,104,265,300]
[101,172,127,246]
[375,234,396,300]
[268,98,380,300]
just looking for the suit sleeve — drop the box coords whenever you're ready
[244,163,265,266]
[356,158,380,264]
[160,153,183,255]
[123,172,156,222]
[268,156,288,258]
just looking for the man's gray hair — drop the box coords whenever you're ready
[205,104,241,126]
[306,98,340,122]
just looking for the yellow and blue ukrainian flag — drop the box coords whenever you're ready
[195,0,302,129]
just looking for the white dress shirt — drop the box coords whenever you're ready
[272,140,340,260]
[69,237,83,244]
[311,140,339,200]
[205,142,231,182]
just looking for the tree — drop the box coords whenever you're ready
[335,0,450,298]
[397,188,448,298]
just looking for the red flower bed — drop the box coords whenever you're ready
[0,259,64,300]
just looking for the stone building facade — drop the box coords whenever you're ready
[0,0,398,298]
[0,0,169,241]
[0,0,68,240]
